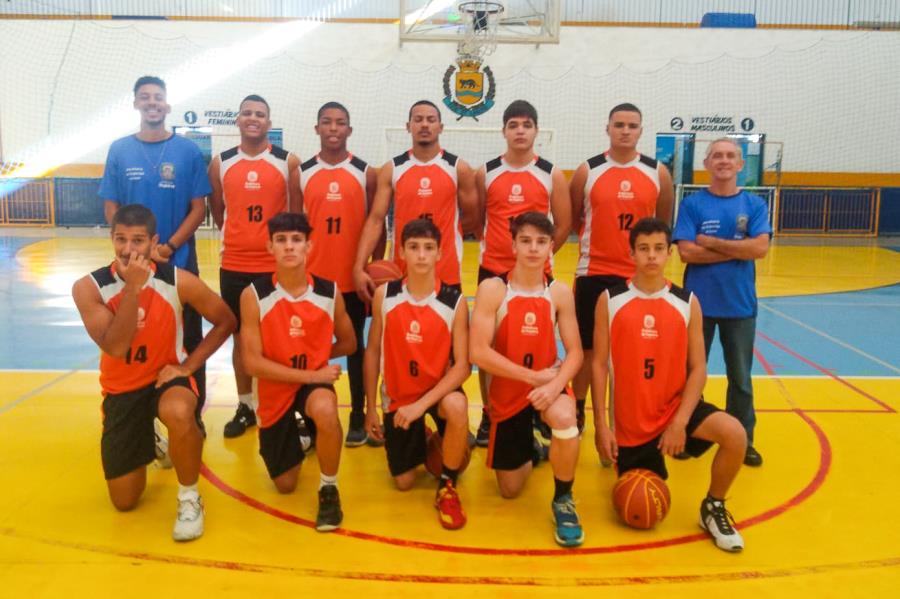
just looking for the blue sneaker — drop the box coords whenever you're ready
[551,493,584,547]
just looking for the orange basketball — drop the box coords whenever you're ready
[613,468,671,529]
[425,427,471,479]
[364,260,403,286]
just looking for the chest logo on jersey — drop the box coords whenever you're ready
[245,170,261,191]
[618,179,634,200]
[508,183,525,204]
[289,315,305,338]
[406,319,423,344]
[327,181,342,201]
[418,177,433,198]
[521,311,539,336]
[641,314,658,339]
[137,307,147,329]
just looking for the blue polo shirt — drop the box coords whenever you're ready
[99,133,211,273]
[672,189,771,318]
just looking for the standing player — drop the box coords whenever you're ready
[470,212,585,548]
[591,217,748,552]
[99,76,213,420]
[300,101,382,447]
[569,103,674,435]
[352,100,478,301]
[239,212,356,531]
[72,205,235,541]
[473,99,571,447]
[673,138,771,467]
[363,219,471,529]
[208,94,302,439]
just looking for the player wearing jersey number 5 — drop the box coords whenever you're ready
[72,205,235,542]
[208,94,302,440]
[470,212,584,548]
[352,100,479,302]
[239,212,356,532]
[300,101,384,448]
[568,103,674,437]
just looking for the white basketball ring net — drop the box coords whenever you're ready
[457,1,504,61]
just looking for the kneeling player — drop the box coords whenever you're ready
[364,219,471,529]
[591,217,748,552]
[240,212,356,531]
[470,212,585,547]
[72,205,236,541]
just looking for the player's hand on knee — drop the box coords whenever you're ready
[658,422,686,457]
[527,383,560,411]
[155,364,190,388]
[394,402,425,430]
[353,268,375,304]
[313,364,341,384]
[596,424,617,462]
[365,410,384,441]
[529,367,558,388]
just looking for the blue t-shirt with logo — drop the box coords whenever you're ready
[672,189,771,319]
[99,133,211,273]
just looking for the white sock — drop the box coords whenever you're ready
[178,483,199,501]
[239,393,256,412]
[319,473,337,489]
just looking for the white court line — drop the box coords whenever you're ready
[0,356,97,415]
[767,302,900,307]
[760,303,900,375]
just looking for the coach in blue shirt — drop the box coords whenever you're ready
[99,75,213,418]
[673,138,771,467]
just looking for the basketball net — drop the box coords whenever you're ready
[457,1,504,62]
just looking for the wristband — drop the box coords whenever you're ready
[165,241,178,253]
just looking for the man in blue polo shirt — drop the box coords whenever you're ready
[673,138,771,467]
[99,75,212,418]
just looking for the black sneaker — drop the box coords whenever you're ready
[475,411,490,447]
[344,410,368,447]
[699,496,744,552]
[316,485,343,532]
[744,446,763,467]
[296,412,314,453]
[223,403,256,438]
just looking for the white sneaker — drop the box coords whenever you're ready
[699,497,744,552]
[154,420,173,469]
[173,495,204,542]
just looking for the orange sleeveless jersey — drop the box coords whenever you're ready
[480,155,555,274]
[251,274,336,428]
[379,279,461,412]
[606,280,692,447]
[220,145,291,272]
[487,275,561,422]
[301,154,369,292]
[391,150,462,285]
[91,262,186,395]
[576,153,661,278]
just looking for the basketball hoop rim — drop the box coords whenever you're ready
[457,1,505,16]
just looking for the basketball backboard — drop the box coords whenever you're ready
[399,0,560,45]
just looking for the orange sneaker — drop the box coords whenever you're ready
[435,482,467,530]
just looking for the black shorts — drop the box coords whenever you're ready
[478,265,505,285]
[383,404,447,476]
[258,384,335,479]
[220,268,272,333]
[487,404,536,471]
[574,275,628,350]
[616,400,720,480]
[100,376,196,480]
[342,290,367,335]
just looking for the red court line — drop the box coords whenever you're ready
[757,332,895,413]
[200,406,833,556]
[753,347,777,376]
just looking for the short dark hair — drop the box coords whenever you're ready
[629,217,672,249]
[401,218,442,245]
[503,99,538,127]
[408,100,442,122]
[267,212,312,238]
[510,211,554,239]
[608,102,642,120]
[133,76,166,96]
[111,204,157,237]
[240,94,270,116]
[317,101,350,122]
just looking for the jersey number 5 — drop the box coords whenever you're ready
[643,358,655,379]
